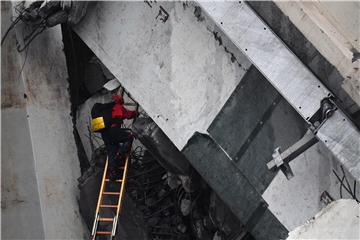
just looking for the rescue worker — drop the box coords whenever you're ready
[91,95,137,180]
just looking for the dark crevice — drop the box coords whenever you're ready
[61,23,93,173]
[194,6,204,22]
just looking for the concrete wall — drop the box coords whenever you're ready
[74,1,251,150]
[1,2,87,238]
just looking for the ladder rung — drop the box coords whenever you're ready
[105,179,122,182]
[99,217,114,222]
[103,192,120,195]
[100,204,118,208]
[96,231,112,235]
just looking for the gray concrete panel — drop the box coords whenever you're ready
[234,99,306,193]
[208,65,306,193]
[208,66,279,158]
[182,133,262,223]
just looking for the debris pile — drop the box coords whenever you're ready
[127,146,252,240]
[127,147,191,240]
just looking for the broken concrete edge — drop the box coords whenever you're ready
[287,199,360,239]
[181,132,288,239]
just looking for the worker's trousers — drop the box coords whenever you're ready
[106,140,132,171]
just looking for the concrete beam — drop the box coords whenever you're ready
[275,1,360,108]
[198,1,360,182]
[73,1,251,150]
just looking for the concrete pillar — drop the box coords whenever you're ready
[1,2,87,238]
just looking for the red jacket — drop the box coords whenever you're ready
[111,95,137,127]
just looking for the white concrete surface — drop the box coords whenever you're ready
[74,1,251,150]
[287,199,360,239]
[1,2,87,238]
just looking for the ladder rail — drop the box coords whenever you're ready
[111,155,129,237]
[91,153,131,239]
[91,158,109,238]
[117,155,129,216]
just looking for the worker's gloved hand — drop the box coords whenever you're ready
[112,95,123,104]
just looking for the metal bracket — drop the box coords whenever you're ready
[267,130,318,180]
[310,98,337,133]
[267,98,338,180]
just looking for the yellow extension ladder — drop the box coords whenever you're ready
[91,155,129,240]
